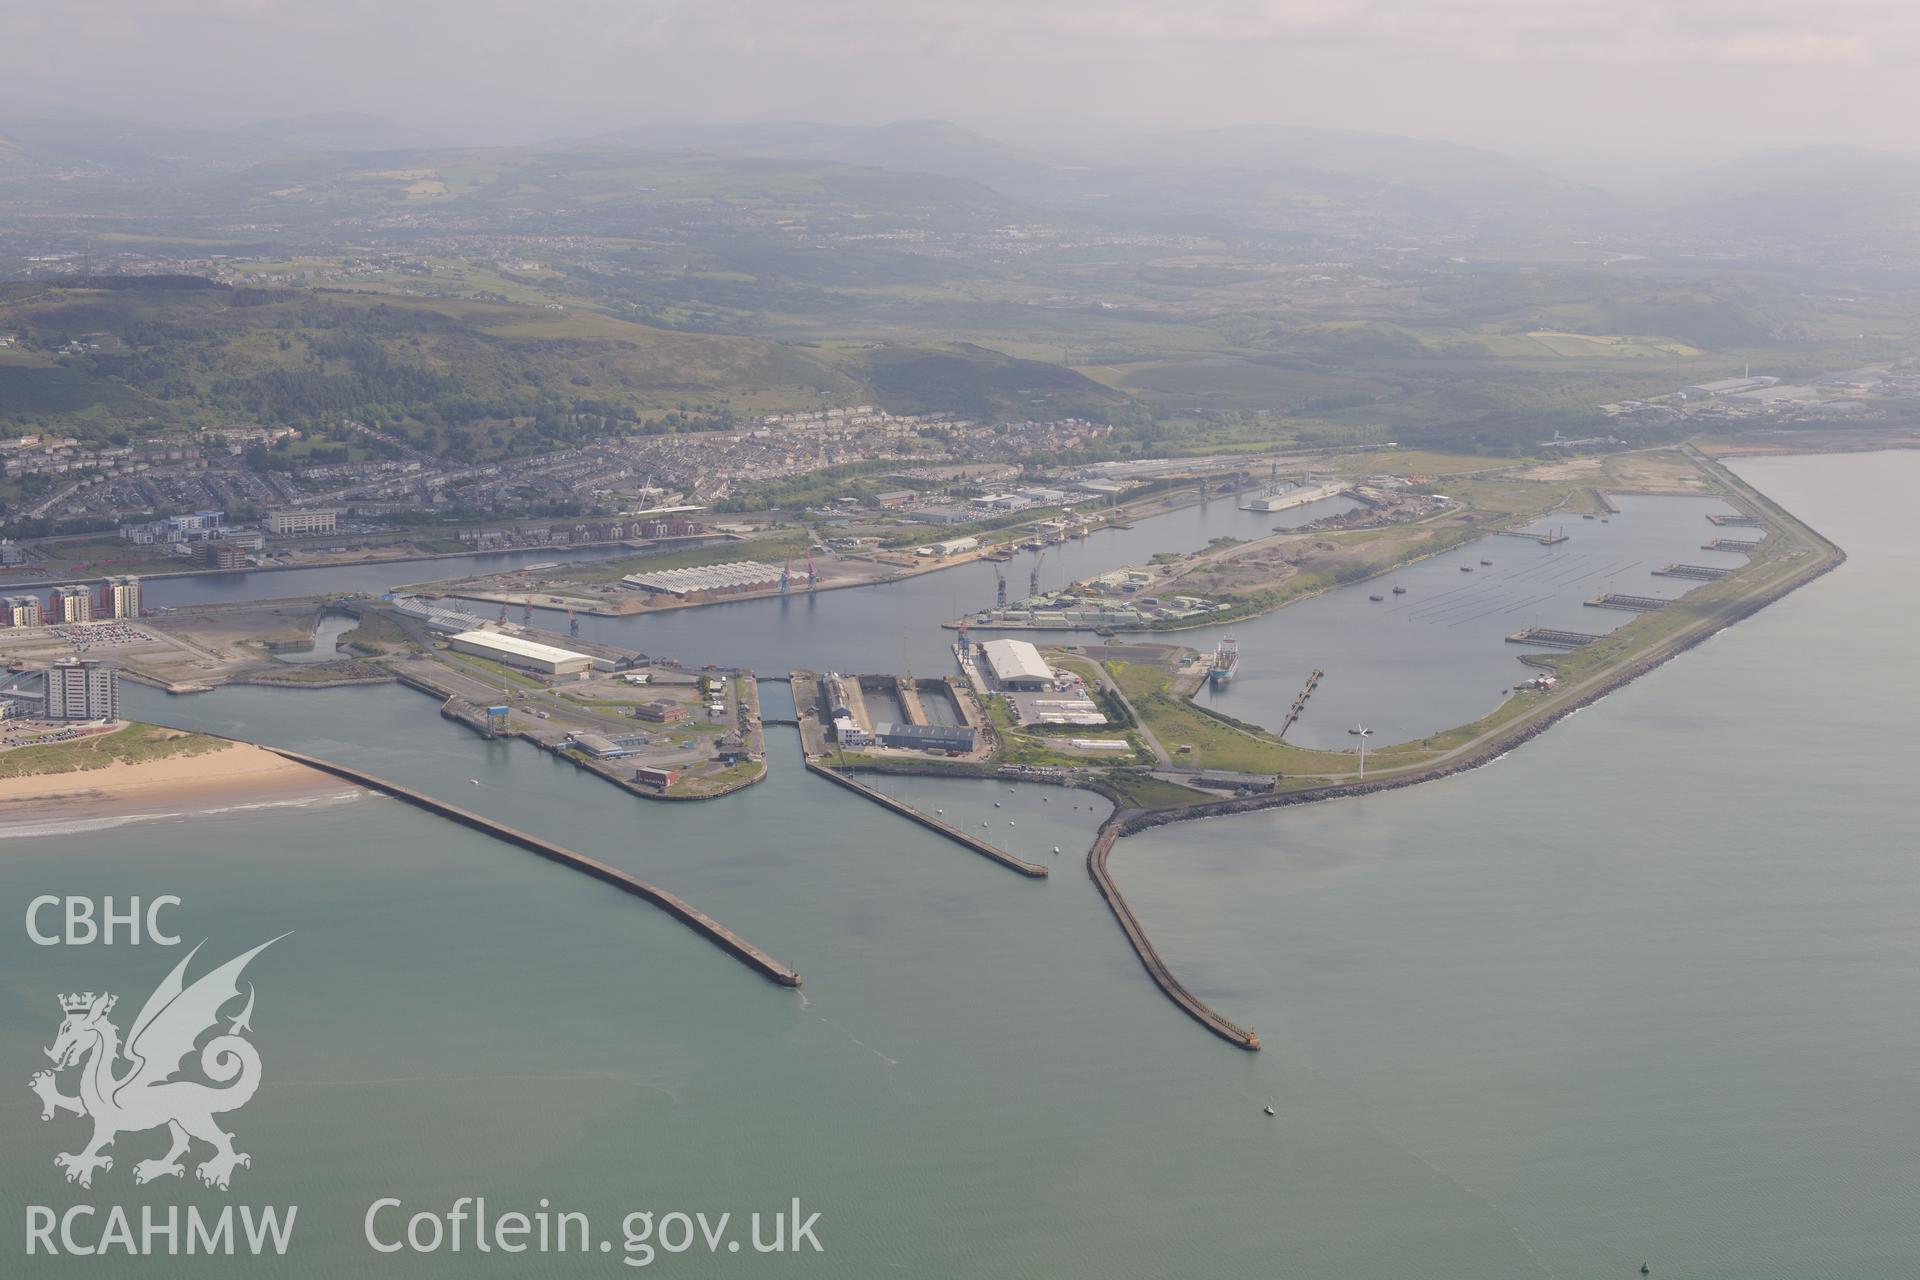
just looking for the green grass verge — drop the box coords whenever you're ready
[0,722,231,779]
[243,660,388,683]
[339,610,417,654]
[1105,659,1367,776]
[437,651,547,690]
[665,758,765,797]
[1099,772,1211,810]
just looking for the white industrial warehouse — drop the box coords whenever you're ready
[448,629,595,675]
[621,561,786,598]
[980,638,1054,690]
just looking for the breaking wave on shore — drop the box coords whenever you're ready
[0,787,362,840]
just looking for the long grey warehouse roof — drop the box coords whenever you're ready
[621,561,786,593]
[874,721,978,747]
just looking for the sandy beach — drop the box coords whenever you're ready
[0,740,362,834]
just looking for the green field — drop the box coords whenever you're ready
[0,722,230,779]
[0,137,1906,540]
[1105,659,1361,776]
[1097,773,1212,811]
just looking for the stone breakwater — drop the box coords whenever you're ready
[261,745,801,987]
[1089,529,1845,1046]
[1085,822,1260,1051]
[1126,540,1844,836]
[806,760,1049,877]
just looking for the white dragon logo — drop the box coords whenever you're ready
[28,936,285,1191]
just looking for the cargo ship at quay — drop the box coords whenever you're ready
[1208,634,1240,687]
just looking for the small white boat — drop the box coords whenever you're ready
[935,809,944,815]
[994,802,1002,808]
[1052,846,1061,854]
[1009,821,1016,827]
[469,779,481,786]
[1263,1104,1275,1117]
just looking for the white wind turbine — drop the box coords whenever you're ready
[1348,723,1373,778]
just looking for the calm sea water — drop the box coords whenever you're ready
[2,451,1912,1276]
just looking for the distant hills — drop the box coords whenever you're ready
[1651,145,1920,253]
[853,343,1130,421]
[587,119,1070,198]
[1112,124,1612,226]
[154,142,1029,244]
[240,112,450,155]
[1668,144,1918,205]
[0,276,1131,451]
[0,106,451,181]
[0,276,855,449]
[584,118,1604,235]
[1,106,1907,249]
[0,110,1905,443]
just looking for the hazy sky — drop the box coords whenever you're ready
[5,0,1915,166]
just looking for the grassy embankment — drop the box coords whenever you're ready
[665,757,765,799]
[1104,659,1369,779]
[338,610,418,655]
[1095,446,1838,804]
[1097,773,1213,810]
[238,660,389,685]
[1391,456,1826,760]
[0,723,231,779]
[437,650,548,691]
